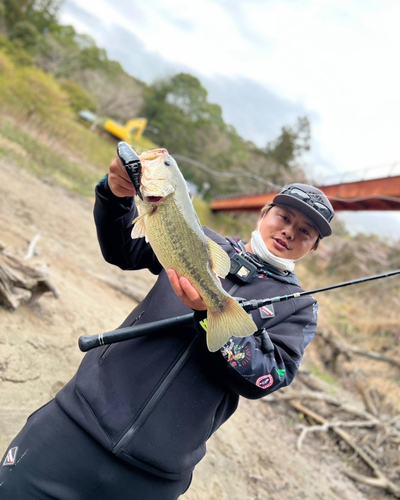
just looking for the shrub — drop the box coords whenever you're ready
[9,21,41,49]
[0,34,33,66]
[58,79,97,113]
[4,65,72,124]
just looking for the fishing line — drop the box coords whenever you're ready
[172,154,280,189]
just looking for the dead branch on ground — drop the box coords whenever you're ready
[0,239,59,309]
[316,330,400,370]
[267,389,400,498]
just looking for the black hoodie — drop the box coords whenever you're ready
[56,177,318,480]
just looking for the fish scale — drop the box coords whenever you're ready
[146,199,227,309]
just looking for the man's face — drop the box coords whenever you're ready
[258,204,319,260]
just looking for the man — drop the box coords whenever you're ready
[0,154,334,499]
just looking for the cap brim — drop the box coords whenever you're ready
[273,194,332,238]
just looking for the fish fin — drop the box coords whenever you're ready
[206,297,257,352]
[131,214,147,240]
[193,209,203,229]
[206,237,231,278]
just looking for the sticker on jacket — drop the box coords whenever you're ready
[256,374,274,389]
[259,304,275,319]
[3,447,18,466]
[221,340,252,368]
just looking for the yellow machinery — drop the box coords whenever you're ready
[103,117,148,143]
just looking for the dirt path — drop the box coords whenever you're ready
[0,157,380,499]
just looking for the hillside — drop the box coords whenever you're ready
[0,131,399,499]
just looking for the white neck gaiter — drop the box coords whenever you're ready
[250,218,295,272]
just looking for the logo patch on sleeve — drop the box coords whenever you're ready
[3,446,18,466]
[256,374,274,389]
[259,304,275,319]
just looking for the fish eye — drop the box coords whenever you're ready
[164,161,171,166]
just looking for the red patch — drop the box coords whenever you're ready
[256,374,274,389]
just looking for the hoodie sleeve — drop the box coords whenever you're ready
[214,300,318,399]
[94,175,162,274]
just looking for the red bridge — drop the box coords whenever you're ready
[210,175,400,212]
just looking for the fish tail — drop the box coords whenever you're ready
[206,297,257,352]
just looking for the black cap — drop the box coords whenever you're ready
[273,183,334,238]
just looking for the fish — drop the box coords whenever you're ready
[130,148,257,352]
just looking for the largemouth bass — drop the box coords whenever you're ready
[130,148,257,352]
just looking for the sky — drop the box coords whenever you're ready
[59,0,400,239]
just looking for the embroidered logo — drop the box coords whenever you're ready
[259,304,275,319]
[221,340,251,368]
[3,447,18,466]
[256,374,274,389]
[276,368,286,379]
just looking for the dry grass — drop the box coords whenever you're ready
[301,274,400,414]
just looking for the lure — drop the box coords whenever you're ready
[117,141,143,200]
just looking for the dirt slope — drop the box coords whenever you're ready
[0,157,382,499]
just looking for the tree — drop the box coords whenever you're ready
[76,70,143,122]
[265,116,311,169]
[3,0,62,33]
[142,73,226,156]
[58,79,97,113]
[141,72,305,197]
[0,1,6,34]
[9,19,40,48]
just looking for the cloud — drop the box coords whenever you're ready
[202,76,315,147]
[61,1,180,82]
[99,25,180,83]
[62,1,310,149]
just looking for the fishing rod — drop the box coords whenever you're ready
[238,269,400,311]
[78,269,400,352]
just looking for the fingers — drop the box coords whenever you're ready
[167,270,207,311]
[179,277,201,302]
[108,156,137,197]
[167,269,182,297]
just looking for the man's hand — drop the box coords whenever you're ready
[167,269,207,311]
[108,155,137,198]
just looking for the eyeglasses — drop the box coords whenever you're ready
[281,186,334,222]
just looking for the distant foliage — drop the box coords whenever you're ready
[143,73,226,152]
[142,73,304,197]
[0,33,33,64]
[59,79,97,113]
[3,0,62,34]
[15,66,71,122]
[76,70,144,123]
[0,47,13,72]
[0,51,72,124]
[0,2,312,197]
[35,28,125,79]
[0,50,14,105]
[9,19,40,48]
[265,116,311,170]
[323,233,396,278]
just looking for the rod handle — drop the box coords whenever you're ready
[78,313,195,352]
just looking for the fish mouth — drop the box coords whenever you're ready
[145,196,164,203]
